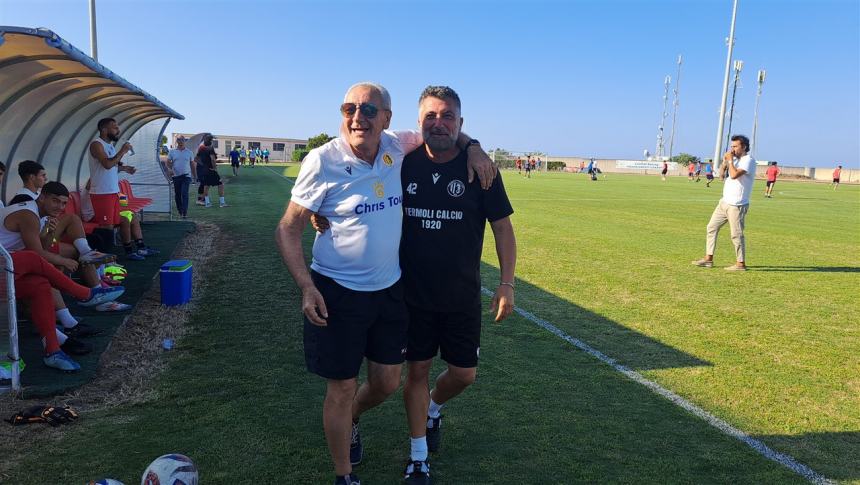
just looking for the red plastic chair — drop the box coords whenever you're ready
[119,179,152,211]
[65,192,99,234]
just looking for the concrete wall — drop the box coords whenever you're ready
[547,157,858,183]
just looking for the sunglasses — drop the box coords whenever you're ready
[340,103,385,119]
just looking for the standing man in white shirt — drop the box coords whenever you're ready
[692,134,757,271]
[275,82,495,485]
[167,136,195,218]
[88,117,158,260]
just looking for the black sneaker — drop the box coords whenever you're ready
[350,421,363,465]
[59,322,102,338]
[334,473,361,485]
[404,460,431,485]
[426,415,442,452]
[60,336,93,355]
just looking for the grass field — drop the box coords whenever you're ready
[2,165,857,484]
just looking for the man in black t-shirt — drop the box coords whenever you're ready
[400,86,516,483]
[195,134,228,208]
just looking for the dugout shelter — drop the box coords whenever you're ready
[0,26,183,393]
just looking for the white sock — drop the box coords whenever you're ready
[428,399,444,418]
[204,196,211,204]
[219,196,225,204]
[55,329,68,345]
[73,238,93,256]
[56,308,78,328]
[410,436,428,462]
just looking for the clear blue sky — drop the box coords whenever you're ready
[2,0,858,168]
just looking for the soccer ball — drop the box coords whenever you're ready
[89,480,125,485]
[140,453,198,485]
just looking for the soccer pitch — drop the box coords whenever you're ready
[3,166,857,484]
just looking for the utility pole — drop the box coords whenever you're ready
[725,59,744,151]
[751,69,766,158]
[712,0,739,176]
[667,54,683,165]
[656,75,671,159]
[88,0,98,61]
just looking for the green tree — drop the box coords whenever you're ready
[292,132,335,161]
[161,135,168,146]
[671,153,700,166]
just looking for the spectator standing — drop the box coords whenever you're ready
[692,135,757,271]
[167,136,195,218]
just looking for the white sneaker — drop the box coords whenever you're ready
[195,200,205,206]
[204,203,212,208]
[220,202,229,207]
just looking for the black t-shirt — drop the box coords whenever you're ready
[400,146,513,312]
[196,145,216,173]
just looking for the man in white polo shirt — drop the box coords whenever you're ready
[692,134,757,271]
[276,82,494,485]
[167,136,195,218]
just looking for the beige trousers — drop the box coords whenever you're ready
[706,200,749,263]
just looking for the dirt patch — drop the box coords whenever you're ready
[0,221,230,477]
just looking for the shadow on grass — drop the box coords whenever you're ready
[751,266,860,273]
[754,431,860,481]
[480,262,710,372]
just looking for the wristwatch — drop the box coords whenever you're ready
[464,139,480,149]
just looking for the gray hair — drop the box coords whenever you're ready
[418,85,461,112]
[344,82,391,110]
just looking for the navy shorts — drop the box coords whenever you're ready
[304,271,409,380]
[406,304,482,368]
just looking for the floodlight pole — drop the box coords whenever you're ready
[656,75,671,159]
[88,0,98,61]
[713,0,739,177]
[751,69,766,158]
[725,59,744,151]
[667,54,683,165]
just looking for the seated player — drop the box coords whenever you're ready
[81,179,156,261]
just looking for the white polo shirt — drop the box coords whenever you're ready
[290,130,421,291]
[89,137,120,194]
[167,147,194,177]
[722,154,757,206]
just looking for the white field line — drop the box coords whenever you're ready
[264,166,296,185]
[265,167,833,484]
[478,288,835,485]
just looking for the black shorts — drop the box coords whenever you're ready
[204,170,222,186]
[834,178,840,183]
[661,169,668,175]
[304,271,408,380]
[406,304,482,368]
[231,160,240,167]
[766,180,775,187]
[706,174,714,180]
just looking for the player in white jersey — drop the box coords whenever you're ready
[89,117,159,260]
[276,82,495,485]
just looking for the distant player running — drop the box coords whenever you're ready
[764,162,780,198]
[831,165,842,190]
[705,162,714,187]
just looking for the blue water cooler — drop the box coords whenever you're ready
[160,260,193,306]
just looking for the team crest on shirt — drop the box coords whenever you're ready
[432,173,441,184]
[447,179,465,197]
[345,165,352,175]
[383,153,393,166]
[374,181,385,198]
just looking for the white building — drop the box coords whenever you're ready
[171,133,308,161]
